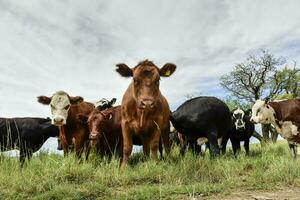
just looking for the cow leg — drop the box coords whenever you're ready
[206,129,220,157]
[85,142,91,161]
[149,131,161,162]
[189,140,201,155]
[161,129,171,156]
[19,144,31,167]
[231,138,238,156]
[120,122,133,169]
[142,137,150,158]
[179,133,187,156]
[244,139,250,156]
[74,131,87,160]
[288,143,297,159]
[220,134,229,154]
[158,139,163,159]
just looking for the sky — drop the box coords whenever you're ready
[1,0,300,153]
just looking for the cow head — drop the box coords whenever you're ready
[116,60,176,110]
[37,91,83,126]
[250,99,275,124]
[77,110,113,141]
[94,98,116,111]
[232,108,246,130]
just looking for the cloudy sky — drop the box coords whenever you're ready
[1,0,300,151]
[1,0,300,116]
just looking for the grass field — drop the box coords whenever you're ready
[0,142,300,200]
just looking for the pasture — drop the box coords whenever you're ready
[0,142,300,199]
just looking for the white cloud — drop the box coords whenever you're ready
[0,0,300,118]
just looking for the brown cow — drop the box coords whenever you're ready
[37,91,94,159]
[77,106,123,158]
[77,106,164,159]
[116,60,176,168]
[250,99,300,158]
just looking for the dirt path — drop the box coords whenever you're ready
[208,187,300,200]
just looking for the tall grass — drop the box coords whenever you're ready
[0,142,300,199]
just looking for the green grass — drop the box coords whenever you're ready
[0,142,300,199]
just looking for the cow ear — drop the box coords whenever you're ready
[77,114,88,123]
[37,96,52,105]
[69,96,83,104]
[264,97,270,104]
[116,63,132,77]
[105,113,113,120]
[160,63,176,77]
[110,98,117,106]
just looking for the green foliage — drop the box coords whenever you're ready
[222,96,250,111]
[0,143,300,199]
[273,66,300,98]
[220,49,286,102]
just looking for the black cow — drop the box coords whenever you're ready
[170,96,232,156]
[0,117,59,164]
[222,108,254,155]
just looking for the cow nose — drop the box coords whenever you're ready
[89,132,99,140]
[141,100,154,109]
[54,117,64,124]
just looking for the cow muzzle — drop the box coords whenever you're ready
[89,132,100,140]
[53,116,66,126]
[139,99,155,109]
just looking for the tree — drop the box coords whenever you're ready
[273,63,300,99]
[220,49,298,143]
[220,49,286,103]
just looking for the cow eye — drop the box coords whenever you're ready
[256,109,260,116]
[64,105,70,110]
[134,79,139,85]
[50,104,55,109]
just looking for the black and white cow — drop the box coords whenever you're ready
[222,108,254,155]
[94,98,117,111]
[0,117,59,164]
[170,96,232,156]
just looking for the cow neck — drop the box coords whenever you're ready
[137,108,155,128]
[268,102,282,128]
[59,125,67,145]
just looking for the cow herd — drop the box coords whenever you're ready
[1,60,300,168]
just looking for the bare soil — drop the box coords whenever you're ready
[208,187,300,200]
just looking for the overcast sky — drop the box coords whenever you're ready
[2,0,300,152]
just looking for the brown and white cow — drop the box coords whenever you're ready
[250,99,300,157]
[37,91,94,159]
[116,60,176,168]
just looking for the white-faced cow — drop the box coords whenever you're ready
[222,108,255,155]
[37,91,94,159]
[250,99,300,158]
[116,60,176,169]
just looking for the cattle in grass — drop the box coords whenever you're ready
[37,91,94,159]
[116,60,176,169]
[222,108,254,155]
[0,117,59,165]
[78,106,123,158]
[250,99,300,158]
[56,97,117,151]
[170,96,232,156]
